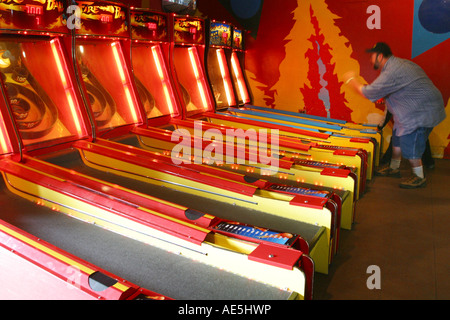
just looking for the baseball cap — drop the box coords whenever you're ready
[366,42,392,56]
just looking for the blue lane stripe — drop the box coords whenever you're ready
[245,105,347,124]
[244,105,378,129]
[228,108,342,130]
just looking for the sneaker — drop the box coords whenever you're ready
[399,175,426,189]
[375,164,401,178]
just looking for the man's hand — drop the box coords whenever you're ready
[343,71,364,96]
[343,71,357,84]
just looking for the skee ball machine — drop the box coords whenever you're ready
[151,13,359,206]
[128,13,351,260]
[0,0,319,299]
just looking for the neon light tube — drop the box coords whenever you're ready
[0,113,11,153]
[51,39,82,134]
[231,52,249,103]
[163,83,175,115]
[111,42,126,83]
[197,80,208,111]
[124,85,138,123]
[151,46,164,80]
[51,39,67,88]
[188,47,200,79]
[152,45,175,115]
[66,91,82,134]
[111,42,138,122]
[188,47,208,110]
[216,49,232,106]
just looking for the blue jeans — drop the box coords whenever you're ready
[392,127,433,160]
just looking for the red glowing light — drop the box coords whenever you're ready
[25,5,43,15]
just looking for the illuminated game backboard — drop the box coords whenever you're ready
[0,0,89,151]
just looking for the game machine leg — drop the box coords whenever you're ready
[0,0,320,299]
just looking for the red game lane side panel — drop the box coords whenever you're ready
[247,243,314,298]
[72,140,258,197]
[350,137,371,144]
[0,220,149,300]
[288,194,328,209]
[320,167,351,178]
[171,117,316,152]
[332,149,359,157]
[329,195,342,248]
[248,243,303,270]
[132,126,294,169]
[330,148,367,194]
[276,136,314,152]
[93,138,272,189]
[170,117,234,131]
[22,156,216,228]
[0,245,97,300]
[0,159,209,245]
[248,243,315,299]
[132,125,176,139]
[355,151,367,193]
[318,145,367,194]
